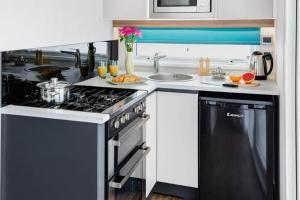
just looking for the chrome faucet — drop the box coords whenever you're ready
[61,49,81,68]
[153,52,166,73]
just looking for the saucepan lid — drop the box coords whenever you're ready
[37,78,71,89]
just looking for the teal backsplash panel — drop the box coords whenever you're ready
[137,28,261,45]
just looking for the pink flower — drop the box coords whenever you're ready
[119,27,142,38]
[136,30,142,37]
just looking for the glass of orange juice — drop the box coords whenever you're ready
[109,60,119,77]
[98,61,108,79]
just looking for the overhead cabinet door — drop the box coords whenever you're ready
[0,0,112,51]
[103,0,149,20]
[217,0,273,19]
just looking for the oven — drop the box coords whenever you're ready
[106,100,150,200]
[152,0,214,17]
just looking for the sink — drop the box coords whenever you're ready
[148,73,195,82]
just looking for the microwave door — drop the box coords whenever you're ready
[154,0,198,13]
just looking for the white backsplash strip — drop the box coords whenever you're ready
[135,56,249,71]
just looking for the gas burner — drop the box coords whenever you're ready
[14,85,139,114]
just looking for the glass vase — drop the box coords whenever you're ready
[125,51,134,74]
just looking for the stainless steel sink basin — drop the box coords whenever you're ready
[148,73,195,82]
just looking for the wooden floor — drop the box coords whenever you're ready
[150,193,183,200]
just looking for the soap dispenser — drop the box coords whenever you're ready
[205,57,210,75]
[199,58,205,76]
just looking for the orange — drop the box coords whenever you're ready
[229,75,242,83]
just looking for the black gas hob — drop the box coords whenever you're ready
[19,86,136,112]
[2,76,147,117]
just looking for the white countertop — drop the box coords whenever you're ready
[1,105,110,124]
[1,71,279,124]
[76,72,280,96]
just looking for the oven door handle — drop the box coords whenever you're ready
[112,114,150,147]
[109,146,150,189]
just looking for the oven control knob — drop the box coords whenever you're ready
[125,113,130,121]
[142,102,146,108]
[114,120,120,129]
[120,116,126,124]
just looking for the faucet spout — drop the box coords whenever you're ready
[153,52,166,73]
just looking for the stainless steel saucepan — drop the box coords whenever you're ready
[37,78,71,104]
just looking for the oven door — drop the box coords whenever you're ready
[107,114,150,200]
[108,145,150,200]
[154,0,198,13]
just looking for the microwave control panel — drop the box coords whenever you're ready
[197,0,211,13]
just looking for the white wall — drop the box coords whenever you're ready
[275,0,297,200]
[0,0,113,51]
[297,1,300,200]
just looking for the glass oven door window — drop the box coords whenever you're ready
[157,0,197,7]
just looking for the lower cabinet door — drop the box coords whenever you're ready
[146,92,157,197]
[157,91,198,188]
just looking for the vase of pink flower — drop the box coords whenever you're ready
[119,27,142,74]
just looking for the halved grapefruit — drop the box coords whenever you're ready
[242,72,255,84]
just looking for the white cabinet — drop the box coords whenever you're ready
[0,0,113,51]
[148,0,273,19]
[103,0,149,20]
[217,0,273,19]
[157,91,198,188]
[145,92,157,197]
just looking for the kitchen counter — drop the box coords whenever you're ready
[1,105,110,124]
[1,71,279,125]
[76,72,280,96]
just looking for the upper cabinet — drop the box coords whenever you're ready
[107,0,273,20]
[217,0,273,19]
[103,0,149,20]
[0,0,113,51]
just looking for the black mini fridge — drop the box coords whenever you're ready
[199,94,278,200]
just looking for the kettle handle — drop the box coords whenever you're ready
[263,53,274,76]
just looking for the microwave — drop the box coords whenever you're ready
[151,0,215,18]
